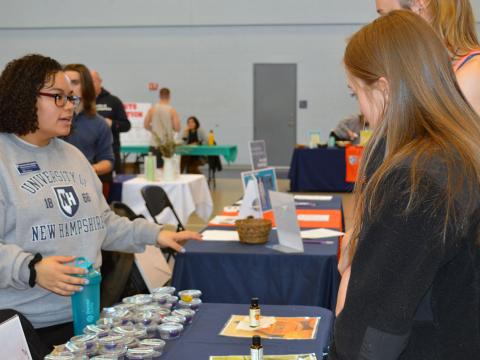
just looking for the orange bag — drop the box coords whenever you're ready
[345,146,363,183]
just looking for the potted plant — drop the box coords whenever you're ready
[154,135,179,181]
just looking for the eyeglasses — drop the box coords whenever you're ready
[38,92,81,107]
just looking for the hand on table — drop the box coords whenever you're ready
[35,256,89,296]
[157,230,202,253]
[347,130,358,141]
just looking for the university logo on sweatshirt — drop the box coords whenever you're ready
[54,186,79,217]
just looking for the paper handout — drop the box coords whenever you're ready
[220,315,320,340]
[202,230,240,242]
[297,214,330,222]
[210,355,317,360]
[301,228,344,239]
[294,195,333,201]
[0,315,32,360]
[210,215,239,225]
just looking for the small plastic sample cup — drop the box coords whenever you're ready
[161,315,187,326]
[157,322,184,340]
[158,303,173,311]
[97,345,128,359]
[91,352,126,360]
[68,334,98,356]
[84,324,111,338]
[138,338,166,354]
[122,294,153,306]
[114,303,138,312]
[176,298,202,311]
[172,309,196,324]
[151,286,176,296]
[178,289,202,303]
[44,352,76,360]
[112,325,148,340]
[126,347,162,360]
[98,335,125,353]
[152,292,170,305]
[153,308,171,320]
[133,311,156,327]
[165,295,178,306]
[123,336,140,349]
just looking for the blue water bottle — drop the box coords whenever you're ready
[70,257,102,335]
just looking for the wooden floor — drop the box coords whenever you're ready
[185,178,355,232]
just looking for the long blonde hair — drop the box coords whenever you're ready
[426,0,480,56]
[344,10,480,260]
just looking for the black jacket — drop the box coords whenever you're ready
[329,154,480,359]
[95,88,131,151]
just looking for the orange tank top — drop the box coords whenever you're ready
[453,50,480,72]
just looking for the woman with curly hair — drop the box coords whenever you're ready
[331,11,480,359]
[0,54,201,359]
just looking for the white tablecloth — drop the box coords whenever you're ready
[121,174,213,226]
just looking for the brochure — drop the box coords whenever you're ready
[220,315,320,340]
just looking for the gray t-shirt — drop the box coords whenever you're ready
[0,134,160,328]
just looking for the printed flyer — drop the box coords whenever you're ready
[220,315,320,340]
[210,354,317,360]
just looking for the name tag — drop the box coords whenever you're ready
[16,161,41,174]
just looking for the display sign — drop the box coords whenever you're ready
[120,102,152,146]
[238,179,262,219]
[269,190,304,253]
[249,140,268,170]
[241,167,277,212]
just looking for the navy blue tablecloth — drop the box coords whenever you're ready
[172,229,340,311]
[109,174,136,203]
[289,148,354,192]
[162,303,333,359]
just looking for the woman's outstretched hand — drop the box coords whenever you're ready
[156,230,202,253]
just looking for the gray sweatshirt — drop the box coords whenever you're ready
[0,134,160,328]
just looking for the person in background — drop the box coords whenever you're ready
[143,87,181,167]
[181,116,207,174]
[375,0,417,16]
[375,0,480,115]
[91,70,131,174]
[0,54,202,359]
[424,0,480,115]
[330,11,480,359]
[332,113,369,145]
[63,64,114,182]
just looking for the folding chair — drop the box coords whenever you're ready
[110,201,145,221]
[140,185,185,262]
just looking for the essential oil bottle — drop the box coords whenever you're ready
[250,335,263,360]
[249,297,261,327]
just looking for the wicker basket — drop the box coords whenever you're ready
[235,217,272,245]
